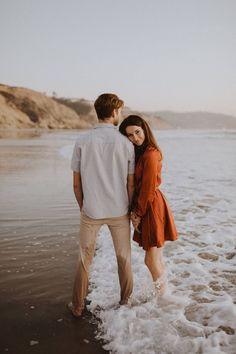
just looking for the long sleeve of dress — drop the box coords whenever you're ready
[134,150,161,217]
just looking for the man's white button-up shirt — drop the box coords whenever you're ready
[71,124,135,219]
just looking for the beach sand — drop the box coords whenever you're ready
[0,130,108,354]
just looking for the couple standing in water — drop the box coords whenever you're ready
[69,93,178,317]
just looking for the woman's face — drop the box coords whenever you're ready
[125,125,145,146]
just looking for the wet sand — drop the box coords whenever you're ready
[0,130,108,354]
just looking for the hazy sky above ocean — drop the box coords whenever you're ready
[0,0,236,116]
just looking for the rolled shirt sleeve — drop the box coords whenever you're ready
[71,141,81,172]
[128,143,135,174]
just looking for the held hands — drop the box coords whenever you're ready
[130,212,141,233]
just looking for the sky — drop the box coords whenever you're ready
[0,0,236,116]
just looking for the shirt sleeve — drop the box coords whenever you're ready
[71,141,81,172]
[128,143,135,174]
[134,151,159,217]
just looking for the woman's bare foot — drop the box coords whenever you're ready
[153,272,167,296]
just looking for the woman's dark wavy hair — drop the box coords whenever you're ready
[119,115,163,161]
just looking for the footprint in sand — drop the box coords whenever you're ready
[184,303,203,322]
[217,326,235,335]
[225,252,236,260]
[171,319,205,337]
[174,259,192,264]
[180,271,191,278]
[216,243,223,248]
[184,303,212,329]
[191,295,213,304]
[191,284,208,292]
[220,272,236,286]
[208,281,222,291]
[198,252,219,262]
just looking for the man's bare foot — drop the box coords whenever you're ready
[67,302,83,318]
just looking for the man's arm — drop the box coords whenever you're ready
[73,171,83,210]
[127,173,134,208]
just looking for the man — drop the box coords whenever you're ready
[69,93,135,317]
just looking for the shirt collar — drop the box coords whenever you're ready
[94,123,117,129]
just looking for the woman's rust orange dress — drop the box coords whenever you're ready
[132,147,178,250]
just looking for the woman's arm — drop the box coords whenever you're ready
[133,151,160,217]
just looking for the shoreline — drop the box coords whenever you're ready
[0,131,108,354]
[0,299,108,354]
[1,129,236,353]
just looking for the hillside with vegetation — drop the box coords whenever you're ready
[1,84,235,130]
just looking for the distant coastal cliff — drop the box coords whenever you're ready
[0,84,92,129]
[0,84,236,129]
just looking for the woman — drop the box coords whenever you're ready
[119,115,178,295]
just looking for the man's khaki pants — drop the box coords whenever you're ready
[72,211,133,311]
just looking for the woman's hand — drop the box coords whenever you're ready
[131,212,141,233]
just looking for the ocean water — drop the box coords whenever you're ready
[62,129,236,354]
[0,129,235,354]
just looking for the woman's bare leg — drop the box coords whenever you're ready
[144,246,165,280]
[144,246,166,295]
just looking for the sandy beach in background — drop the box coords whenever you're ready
[0,130,107,354]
